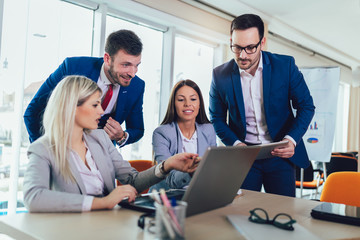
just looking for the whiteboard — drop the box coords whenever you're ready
[300,67,340,163]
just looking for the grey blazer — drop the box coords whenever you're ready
[23,129,162,213]
[152,122,216,189]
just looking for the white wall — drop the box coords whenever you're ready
[266,34,352,84]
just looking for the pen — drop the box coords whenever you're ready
[158,204,176,239]
[150,189,162,204]
[159,189,184,236]
[151,189,176,239]
[171,197,177,207]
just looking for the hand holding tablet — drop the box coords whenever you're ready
[242,141,289,160]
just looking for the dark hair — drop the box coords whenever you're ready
[105,29,142,57]
[161,79,210,125]
[231,14,264,41]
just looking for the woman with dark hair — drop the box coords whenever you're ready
[151,79,216,190]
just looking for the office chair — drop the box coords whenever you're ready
[331,152,356,158]
[320,172,360,207]
[117,160,154,194]
[326,154,357,177]
[128,159,154,172]
[295,161,324,199]
[349,151,358,159]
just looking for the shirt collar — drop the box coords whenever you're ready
[239,52,263,75]
[100,63,112,85]
[177,124,198,142]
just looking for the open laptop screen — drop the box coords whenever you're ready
[119,146,260,217]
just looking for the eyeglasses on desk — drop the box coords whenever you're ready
[248,208,296,231]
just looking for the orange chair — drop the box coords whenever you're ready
[129,159,154,172]
[117,160,154,194]
[331,151,357,158]
[320,172,360,207]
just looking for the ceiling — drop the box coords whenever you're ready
[197,0,360,70]
[84,0,360,75]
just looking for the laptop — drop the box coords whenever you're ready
[119,146,260,217]
[311,202,360,226]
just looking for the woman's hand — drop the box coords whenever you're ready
[91,185,138,210]
[163,152,200,173]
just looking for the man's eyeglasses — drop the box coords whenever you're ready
[230,38,262,54]
[248,208,296,231]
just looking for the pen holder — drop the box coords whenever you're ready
[155,200,187,240]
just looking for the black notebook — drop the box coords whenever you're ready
[311,202,360,226]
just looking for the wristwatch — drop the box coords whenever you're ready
[116,132,127,145]
[159,161,170,175]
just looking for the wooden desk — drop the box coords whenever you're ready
[1,190,359,240]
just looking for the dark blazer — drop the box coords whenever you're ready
[152,122,216,189]
[23,129,161,212]
[23,57,145,146]
[209,51,315,168]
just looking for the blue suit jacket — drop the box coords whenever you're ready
[23,57,145,146]
[152,122,216,189]
[209,51,315,168]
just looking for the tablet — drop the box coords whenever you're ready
[245,141,288,160]
[311,202,360,226]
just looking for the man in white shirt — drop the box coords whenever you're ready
[209,14,315,197]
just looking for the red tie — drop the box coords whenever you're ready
[101,84,113,110]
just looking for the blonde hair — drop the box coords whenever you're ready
[42,75,101,182]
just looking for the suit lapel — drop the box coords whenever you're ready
[262,52,271,116]
[174,122,183,154]
[231,61,246,128]
[195,123,207,156]
[90,58,104,82]
[114,87,126,120]
[84,133,114,193]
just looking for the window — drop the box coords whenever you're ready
[333,82,350,151]
[106,16,163,160]
[0,0,93,215]
[173,36,214,115]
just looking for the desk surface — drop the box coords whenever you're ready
[1,190,359,240]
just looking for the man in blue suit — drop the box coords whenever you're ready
[209,14,315,197]
[24,29,145,147]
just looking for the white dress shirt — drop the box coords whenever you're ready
[234,54,296,146]
[177,125,197,189]
[177,125,198,154]
[97,64,121,115]
[97,64,129,146]
[71,140,105,211]
[240,55,272,144]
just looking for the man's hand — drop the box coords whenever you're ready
[236,142,247,146]
[271,139,295,159]
[104,117,124,141]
